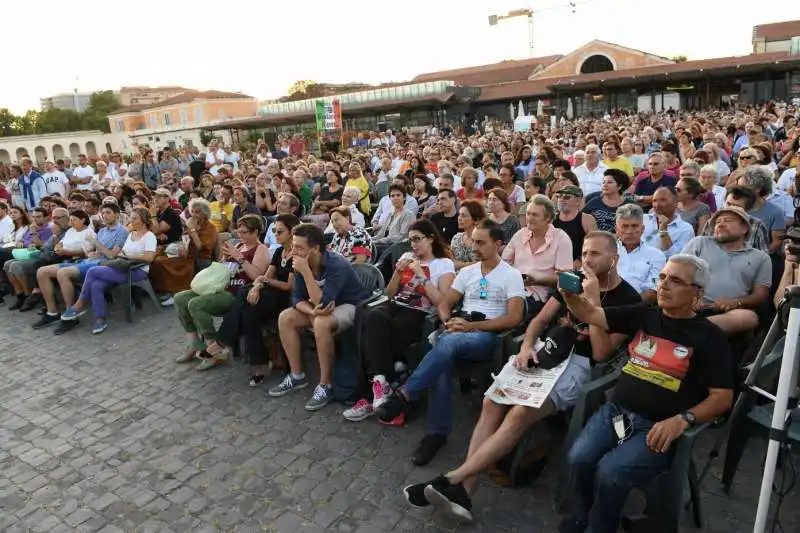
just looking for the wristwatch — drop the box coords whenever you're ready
[680,411,696,427]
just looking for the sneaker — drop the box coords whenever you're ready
[371,375,391,410]
[305,384,333,411]
[19,293,42,312]
[424,479,473,524]
[91,320,108,335]
[249,375,265,387]
[54,319,79,335]
[32,313,60,329]
[376,393,408,426]
[402,475,449,509]
[343,399,374,422]
[557,516,588,533]
[8,294,25,311]
[160,296,175,307]
[60,305,86,321]
[268,374,309,397]
[412,434,447,466]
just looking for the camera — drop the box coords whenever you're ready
[786,227,800,258]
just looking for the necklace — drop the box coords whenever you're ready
[281,249,291,268]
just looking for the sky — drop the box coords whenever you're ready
[3,0,799,114]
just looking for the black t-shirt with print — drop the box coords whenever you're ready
[157,207,183,244]
[270,246,294,282]
[603,304,734,421]
[554,279,641,360]
[430,212,460,244]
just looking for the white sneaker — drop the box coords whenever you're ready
[372,375,391,410]
[160,296,175,307]
[343,398,374,422]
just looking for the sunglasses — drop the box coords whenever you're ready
[479,277,488,300]
[739,155,754,161]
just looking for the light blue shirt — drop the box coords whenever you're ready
[642,213,695,258]
[616,240,666,294]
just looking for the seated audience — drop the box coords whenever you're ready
[699,186,770,252]
[3,207,52,310]
[583,169,631,232]
[615,204,666,303]
[553,186,597,271]
[373,184,416,245]
[329,207,373,264]
[676,177,711,233]
[486,187,520,244]
[270,223,370,411]
[450,200,486,270]
[376,220,525,465]
[429,189,460,244]
[642,187,695,258]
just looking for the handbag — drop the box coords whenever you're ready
[101,257,146,272]
[190,262,231,295]
[11,248,41,260]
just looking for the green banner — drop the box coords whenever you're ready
[315,100,326,133]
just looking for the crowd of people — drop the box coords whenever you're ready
[1,100,799,532]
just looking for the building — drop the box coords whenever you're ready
[0,131,121,165]
[108,90,258,152]
[118,86,190,107]
[40,92,94,113]
[752,19,800,53]
[208,20,800,138]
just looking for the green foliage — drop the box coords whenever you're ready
[199,129,216,147]
[0,90,121,137]
[671,55,687,63]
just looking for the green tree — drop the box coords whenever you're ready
[37,108,84,133]
[0,108,15,136]
[81,90,120,132]
[671,55,687,63]
[12,110,38,135]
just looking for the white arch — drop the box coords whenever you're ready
[52,144,65,160]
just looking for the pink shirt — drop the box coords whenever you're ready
[502,224,573,301]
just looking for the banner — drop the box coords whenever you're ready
[315,98,342,132]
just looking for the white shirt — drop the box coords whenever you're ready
[767,190,795,221]
[122,231,157,272]
[61,226,96,252]
[710,185,726,212]
[642,213,696,258]
[205,151,220,175]
[451,260,526,320]
[616,241,666,294]
[3,225,27,247]
[714,159,731,179]
[325,204,365,234]
[0,215,13,243]
[42,170,69,197]
[777,167,796,192]
[224,151,240,171]
[72,165,94,190]
[574,162,608,196]
[372,195,419,227]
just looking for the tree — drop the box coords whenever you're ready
[671,55,687,63]
[37,108,84,134]
[81,90,120,132]
[287,80,317,97]
[0,109,15,137]
[12,110,38,135]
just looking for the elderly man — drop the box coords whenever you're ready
[642,187,695,258]
[682,205,771,335]
[557,254,734,533]
[633,152,677,209]
[573,144,607,196]
[616,204,666,303]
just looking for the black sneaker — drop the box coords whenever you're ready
[375,393,409,424]
[8,294,26,311]
[37,305,47,315]
[557,516,588,533]
[411,434,447,466]
[403,475,448,509]
[54,319,80,335]
[19,293,43,312]
[32,313,60,329]
[424,478,473,524]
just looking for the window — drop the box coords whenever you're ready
[163,113,171,126]
[580,55,614,74]
[180,110,188,125]
[115,120,124,132]
[149,115,157,128]
[194,107,204,122]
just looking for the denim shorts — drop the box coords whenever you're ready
[60,259,100,279]
[549,355,592,411]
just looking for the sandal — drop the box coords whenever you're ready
[176,340,204,363]
[196,347,230,371]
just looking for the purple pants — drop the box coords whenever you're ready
[79,266,147,318]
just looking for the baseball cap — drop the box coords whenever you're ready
[557,185,584,198]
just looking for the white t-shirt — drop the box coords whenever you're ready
[60,227,96,252]
[72,165,94,190]
[122,231,157,272]
[205,151,222,176]
[0,215,14,243]
[392,252,456,311]
[43,171,69,197]
[451,260,526,320]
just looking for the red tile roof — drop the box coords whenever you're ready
[412,55,562,86]
[753,20,800,41]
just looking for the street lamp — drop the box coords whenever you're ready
[488,8,535,57]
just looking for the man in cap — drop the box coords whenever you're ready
[680,205,771,334]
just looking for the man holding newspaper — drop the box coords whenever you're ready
[401,231,640,523]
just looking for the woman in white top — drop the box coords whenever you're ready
[699,165,726,213]
[90,161,115,191]
[1,205,29,248]
[58,210,96,253]
[60,207,156,334]
[343,219,456,422]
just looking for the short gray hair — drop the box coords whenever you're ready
[616,203,644,222]
[189,198,211,218]
[529,194,556,221]
[742,165,773,197]
[699,164,718,181]
[343,186,361,201]
[667,254,710,289]
[679,160,700,175]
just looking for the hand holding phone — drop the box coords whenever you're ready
[558,271,583,294]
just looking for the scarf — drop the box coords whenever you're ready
[20,171,42,210]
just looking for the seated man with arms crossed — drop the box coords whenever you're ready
[402,231,641,523]
[557,254,734,533]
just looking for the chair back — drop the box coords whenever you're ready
[352,263,385,295]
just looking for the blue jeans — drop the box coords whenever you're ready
[566,402,674,533]
[403,330,496,436]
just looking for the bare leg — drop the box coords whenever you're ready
[449,400,554,495]
[312,314,338,385]
[708,309,759,335]
[37,265,60,313]
[56,268,78,307]
[8,273,23,294]
[278,308,312,375]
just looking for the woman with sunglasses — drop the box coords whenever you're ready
[174,214,269,371]
[344,219,455,422]
[187,214,300,384]
[725,147,759,187]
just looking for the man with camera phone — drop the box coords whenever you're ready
[377,219,525,466]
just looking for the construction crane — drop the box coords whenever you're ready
[487,1,595,57]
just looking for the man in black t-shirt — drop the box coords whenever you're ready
[402,231,640,523]
[429,189,459,244]
[557,253,734,533]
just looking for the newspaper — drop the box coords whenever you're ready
[485,351,572,409]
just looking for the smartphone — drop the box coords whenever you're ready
[558,271,583,294]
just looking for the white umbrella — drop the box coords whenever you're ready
[518,99,526,117]
[537,99,544,117]
[509,102,516,122]
[566,98,574,120]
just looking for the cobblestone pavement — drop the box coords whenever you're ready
[0,302,796,533]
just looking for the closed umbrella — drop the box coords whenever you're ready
[509,102,516,122]
[518,99,526,117]
[537,99,544,117]
[567,98,574,120]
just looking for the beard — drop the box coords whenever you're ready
[714,233,741,244]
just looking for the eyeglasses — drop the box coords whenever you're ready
[479,277,488,300]
[656,274,699,289]
[408,235,425,243]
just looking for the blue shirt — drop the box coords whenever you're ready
[291,250,370,307]
[98,224,129,251]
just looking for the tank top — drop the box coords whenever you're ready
[227,245,260,293]
[554,213,585,261]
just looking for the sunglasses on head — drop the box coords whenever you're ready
[479,277,488,300]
